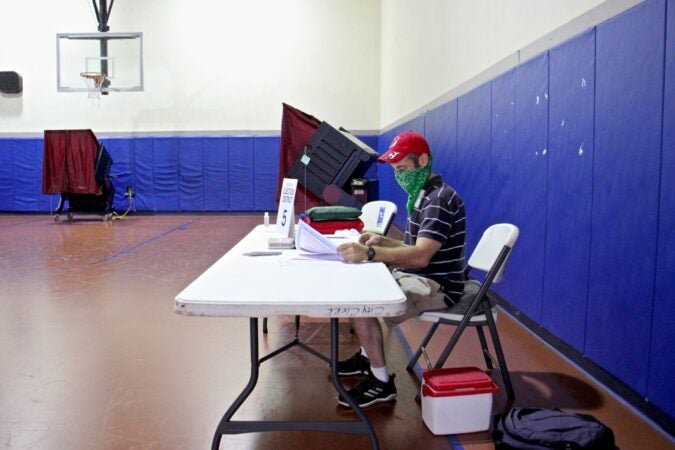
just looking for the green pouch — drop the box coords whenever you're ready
[306,206,362,221]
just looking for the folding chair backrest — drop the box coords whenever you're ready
[467,223,519,283]
[361,200,397,235]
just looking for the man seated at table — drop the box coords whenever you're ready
[336,131,466,407]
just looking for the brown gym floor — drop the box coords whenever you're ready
[0,214,672,450]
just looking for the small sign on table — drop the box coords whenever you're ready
[269,178,298,249]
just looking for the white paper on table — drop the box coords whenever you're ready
[293,220,360,260]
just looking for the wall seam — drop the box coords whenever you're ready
[253,138,257,212]
[10,139,17,211]
[583,27,598,359]
[540,51,551,326]
[202,137,206,212]
[645,0,669,399]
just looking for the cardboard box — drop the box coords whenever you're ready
[421,367,499,435]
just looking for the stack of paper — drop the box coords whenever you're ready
[294,220,359,260]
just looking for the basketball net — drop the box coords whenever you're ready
[80,72,107,101]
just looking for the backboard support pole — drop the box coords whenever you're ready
[93,0,114,93]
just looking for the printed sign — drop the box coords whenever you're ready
[276,178,298,237]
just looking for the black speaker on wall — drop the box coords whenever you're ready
[0,71,22,94]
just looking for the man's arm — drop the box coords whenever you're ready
[337,236,441,269]
[358,232,402,248]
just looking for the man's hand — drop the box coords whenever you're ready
[359,232,382,246]
[337,241,369,263]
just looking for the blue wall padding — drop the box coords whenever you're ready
[203,137,230,211]
[488,69,518,292]
[253,136,280,211]
[359,135,378,152]
[648,0,675,419]
[542,29,595,353]
[101,137,135,211]
[0,139,15,210]
[587,0,665,393]
[498,53,549,322]
[12,139,41,212]
[228,137,255,211]
[1,138,58,212]
[133,138,155,211]
[456,83,492,254]
[490,69,517,224]
[178,137,204,211]
[0,135,289,213]
[152,138,180,211]
[425,100,459,192]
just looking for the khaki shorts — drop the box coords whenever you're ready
[384,269,448,325]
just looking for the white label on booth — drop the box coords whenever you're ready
[277,178,298,238]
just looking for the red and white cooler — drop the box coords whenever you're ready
[421,366,499,435]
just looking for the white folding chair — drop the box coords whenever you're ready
[360,200,397,235]
[406,223,520,400]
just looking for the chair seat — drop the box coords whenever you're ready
[418,279,496,324]
[418,307,496,324]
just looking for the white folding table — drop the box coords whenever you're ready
[175,225,407,450]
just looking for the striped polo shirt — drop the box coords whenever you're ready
[402,175,466,304]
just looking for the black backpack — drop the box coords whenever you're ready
[493,407,616,449]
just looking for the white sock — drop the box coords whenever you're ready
[370,366,389,383]
[360,346,369,359]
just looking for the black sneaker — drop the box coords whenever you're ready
[337,372,397,408]
[336,349,370,376]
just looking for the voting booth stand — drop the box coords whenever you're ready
[42,129,115,222]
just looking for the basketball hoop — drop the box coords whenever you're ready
[80,71,107,100]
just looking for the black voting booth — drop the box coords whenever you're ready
[287,122,378,208]
[42,129,115,222]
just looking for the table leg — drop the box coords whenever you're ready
[211,317,380,450]
[211,317,260,450]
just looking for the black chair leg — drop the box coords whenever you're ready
[433,322,466,369]
[262,316,301,336]
[475,326,494,369]
[485,312,515,401]
[407,322,440,371]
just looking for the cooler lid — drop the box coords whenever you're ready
[422,367,494,392]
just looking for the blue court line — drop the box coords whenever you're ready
[83,218,200,267]
[6,218,201,281]
[393,325,464,450]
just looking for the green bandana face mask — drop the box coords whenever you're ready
[394,154,432,214]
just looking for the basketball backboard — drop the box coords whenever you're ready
[56,32,144,93]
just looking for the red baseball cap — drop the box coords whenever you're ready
[377,131,430,163]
